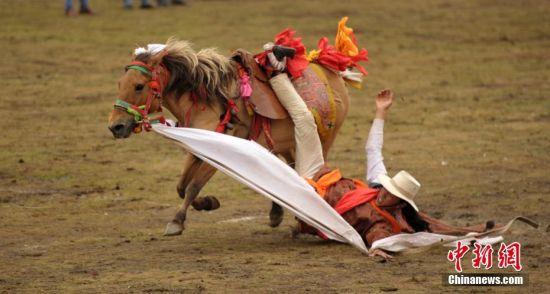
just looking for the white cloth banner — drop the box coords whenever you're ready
[152,125,369,254]
[152,125,537,254]
[370,232,503,253]
[370,216,536,253]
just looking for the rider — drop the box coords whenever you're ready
[261,50,496,258]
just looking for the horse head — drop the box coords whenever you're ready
[108,40,199,138]
[108,54,160,138]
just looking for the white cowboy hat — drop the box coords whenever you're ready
[377,171,421,211]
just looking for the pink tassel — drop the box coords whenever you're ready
[240,73,252,98]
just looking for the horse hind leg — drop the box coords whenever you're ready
[269,203,284,228]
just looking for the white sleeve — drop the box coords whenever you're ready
[365,118,387,184]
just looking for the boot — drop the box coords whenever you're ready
[262,44,296,78]
[272,45,296,61]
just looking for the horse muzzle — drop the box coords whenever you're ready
[108,119,135,139]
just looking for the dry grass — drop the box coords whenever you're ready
[1,0,549,292]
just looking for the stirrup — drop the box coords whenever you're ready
[272,45,296,61]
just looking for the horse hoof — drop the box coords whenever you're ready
[191,196,221,211]
[269,203,284,227]
[269,213,283,228]
[204,196,220,211]
[269,217,283,228]
[164,221,184,236]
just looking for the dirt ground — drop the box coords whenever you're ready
[1,0,549,292]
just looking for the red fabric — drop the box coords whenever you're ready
[349,48,368,76]
[334,187,379,215]
[255,29,309,78]
[248,114,274,150]
[311,37,368,76]
[312,37,352,73]
[215,99,239,133]
[333,186,401,234]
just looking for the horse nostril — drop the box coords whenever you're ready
[109,123,126,135]
[113,124,125,132]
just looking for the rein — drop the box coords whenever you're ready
[114,60,170,132]
[182,64,253,134]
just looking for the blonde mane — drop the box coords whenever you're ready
[136,38,239,104]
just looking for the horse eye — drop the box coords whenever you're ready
[135,84,144,91]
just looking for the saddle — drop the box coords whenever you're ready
[231,49,289,119]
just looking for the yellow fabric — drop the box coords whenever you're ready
[309,63,337,141]
[335,16,359,57]
[343,79,362,89]
[306,49,321,62]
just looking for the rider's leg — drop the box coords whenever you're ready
[269,74,324,178]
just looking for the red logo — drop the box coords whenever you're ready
[447,241,470,272]
[448,241,523,272]
[472,243,494,269]
[497,242,522,271]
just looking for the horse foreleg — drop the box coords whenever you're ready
[164,162,218,236]
[177,153,201,200]
[176,154,220,210]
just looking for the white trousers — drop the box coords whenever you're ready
[269,74,325,178]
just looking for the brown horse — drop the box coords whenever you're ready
[108,38,351,236]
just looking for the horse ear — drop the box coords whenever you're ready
[147,51,166,68]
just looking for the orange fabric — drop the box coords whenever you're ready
[335,17,359,57]
[334,16,369,76]
[370,201,401,234]
[352,179,369,188]
[334,187,378,215]
[306,169,343,197]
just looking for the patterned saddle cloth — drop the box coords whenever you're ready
[231,49,337,141]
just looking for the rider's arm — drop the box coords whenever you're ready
[365,118,387,184]
[365,90,393,185]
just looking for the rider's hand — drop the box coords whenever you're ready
[368,248,394,260]
[375,89,393,119]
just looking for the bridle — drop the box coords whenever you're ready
[114,59,253,134]
[114,60,170,132]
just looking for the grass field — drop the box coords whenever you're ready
[1,0,549,292]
